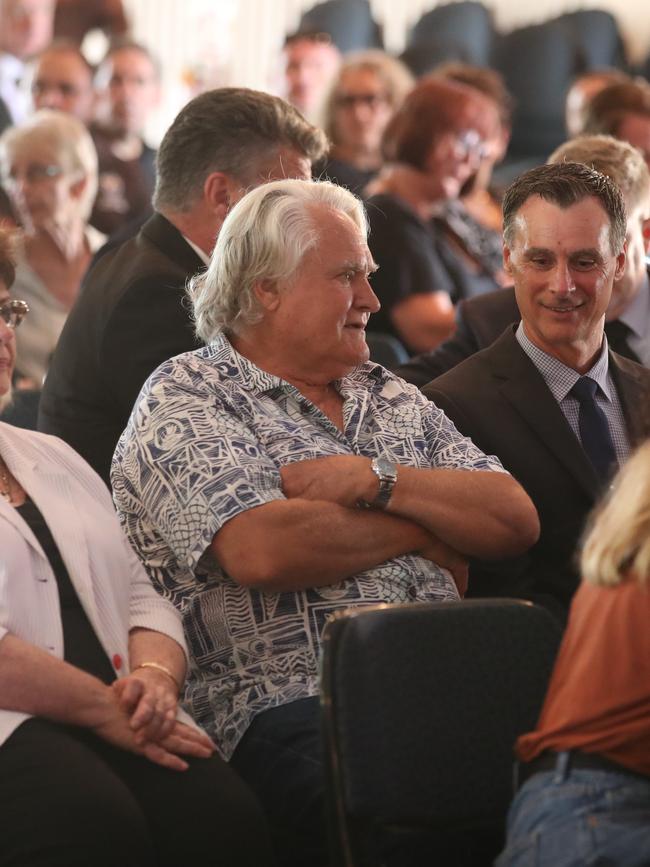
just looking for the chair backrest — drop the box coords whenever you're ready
[298,0,383,53]
[494,19,577,159]
[321,599,562,865]
[407,1,495,68]
[365,331,409,368]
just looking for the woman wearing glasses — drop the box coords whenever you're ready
[315,50,413,196]
[0,109,104,387]
[0,228,271,865]
[365,78,503,356]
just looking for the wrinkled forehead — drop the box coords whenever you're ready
[508,194,614,250]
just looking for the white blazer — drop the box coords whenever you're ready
[0,421,191,746]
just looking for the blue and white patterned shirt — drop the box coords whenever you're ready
[112,334,505,758]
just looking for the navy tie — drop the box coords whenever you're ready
[570,377,617,482]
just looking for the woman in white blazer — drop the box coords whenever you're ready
[0,230,270,867]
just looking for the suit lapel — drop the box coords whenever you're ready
[486,330,600,498]
[610,352,650,447]
[140,212,206,275]
[0,425,97,621]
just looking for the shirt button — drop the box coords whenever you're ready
[112,654,123,670]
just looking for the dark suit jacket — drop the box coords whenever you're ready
[424,326,650,618]
[396,285,645,387]
[38,212,205,485]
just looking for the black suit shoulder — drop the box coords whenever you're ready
[395,287,519,386]
[39,213,205,485]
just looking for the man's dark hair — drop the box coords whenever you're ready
[583,80,650,137]
[502,162,627,254]
[153,87,328,214]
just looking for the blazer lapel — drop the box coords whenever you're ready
[486,330,600,498]
[610,352,650,447]
[0,424,97,620]
[141,212,206,275]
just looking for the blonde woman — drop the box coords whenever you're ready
[497,442,650,867]
[0,109,105,386]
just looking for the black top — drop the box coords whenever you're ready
[313,156,377,197]
[365,193,499,353]
[16,497,115,684]
[38,212,205,486]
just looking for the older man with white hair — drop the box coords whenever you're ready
[112,178,539,867]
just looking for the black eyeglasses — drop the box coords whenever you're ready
[0,300,30,328]
[335,92,388,110]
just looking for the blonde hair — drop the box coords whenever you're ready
[0,109,98,220]
[581,441,650,587]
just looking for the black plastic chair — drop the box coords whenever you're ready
[555,9,627,72]
[494,20,577,160]
[298,0,383,53]
[365,332,409,369]
[320,599,562,866]
[0,389,41,430]
[406,1,495,69]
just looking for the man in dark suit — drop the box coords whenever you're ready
[425,162,650,619]
[397,135,650,386]
[38,87,327,484]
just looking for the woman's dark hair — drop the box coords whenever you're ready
[381,78,494,170]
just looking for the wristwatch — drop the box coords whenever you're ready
[362,457,398,510]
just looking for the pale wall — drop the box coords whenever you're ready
[119,0,650,143]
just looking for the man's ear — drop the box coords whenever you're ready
[614,243,627,282]
[253,278,281,312]
[503,243,513,275]
[203,171,235,224]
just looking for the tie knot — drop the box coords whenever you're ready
[571,376,598,402]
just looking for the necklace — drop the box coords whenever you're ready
[0,458,12,502]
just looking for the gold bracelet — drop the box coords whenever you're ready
[132,661,181,692]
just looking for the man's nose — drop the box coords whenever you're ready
[550,262,575,295]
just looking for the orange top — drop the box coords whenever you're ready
[517,578,650,776]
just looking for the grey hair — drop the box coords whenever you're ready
[188,179,368,343]
[153,88,327,214]
[0,109,98,219]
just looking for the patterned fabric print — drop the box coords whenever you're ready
[112,334,506,758]
[515,323,630,463]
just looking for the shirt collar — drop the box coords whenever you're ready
[618,270,650,339]
[181,234,210,266]
[515,321,612,402]
[205,332,384,398]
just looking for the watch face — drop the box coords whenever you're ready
[374,457,397,480]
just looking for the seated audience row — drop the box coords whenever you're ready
[111,176,539,866]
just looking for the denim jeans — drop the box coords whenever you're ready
[496,752,650,867]
[230,696,327,867]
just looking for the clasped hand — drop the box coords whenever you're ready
[90,668,216,771]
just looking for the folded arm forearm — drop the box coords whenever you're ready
[211,499,431,591]
[387,466,540,559]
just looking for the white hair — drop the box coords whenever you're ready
[0,109,98,220]
[188,178,368,343]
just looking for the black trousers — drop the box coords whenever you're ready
[0,718,273,867]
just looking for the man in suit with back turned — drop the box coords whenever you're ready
[397,135,650,387]
[38,87,327,484]
[425,161,650,619]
